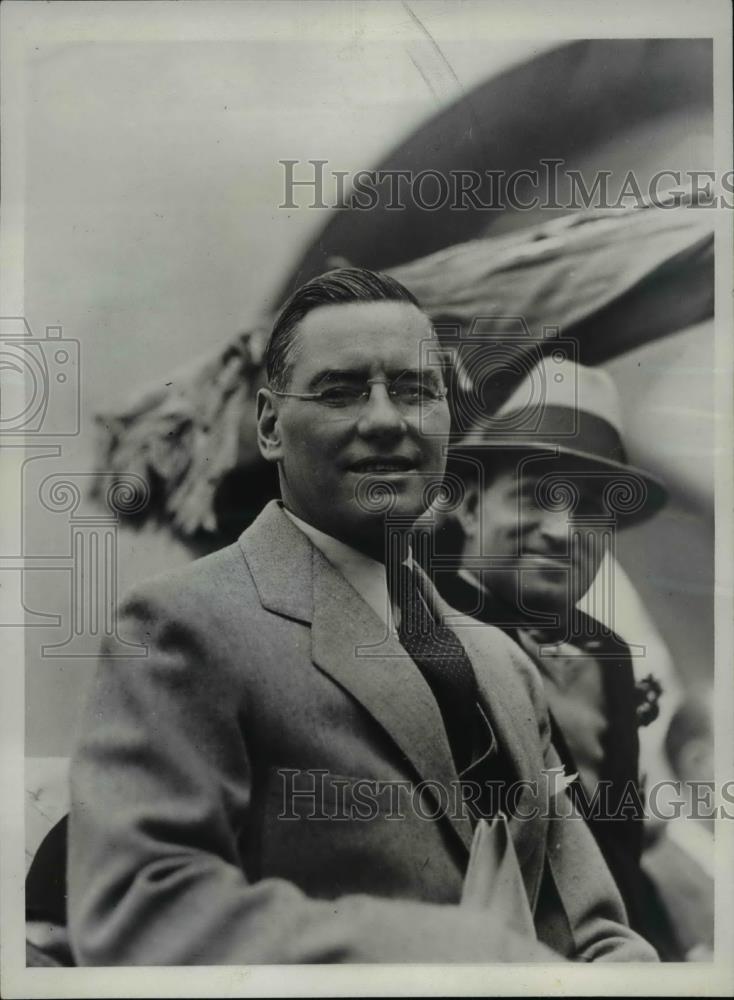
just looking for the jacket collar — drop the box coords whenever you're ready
[239,502,475,855]
[239,501,314,625]
[434,583,546,875]
[240,504,551,879]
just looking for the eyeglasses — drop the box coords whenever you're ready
[270,376,448,419]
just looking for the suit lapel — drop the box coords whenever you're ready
[240,503,474,856]
[428,572,543,795]
[239,501,314,624]
[243,516,556,907]
[433,581,548,893]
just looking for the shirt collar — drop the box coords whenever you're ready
[282,507,398,629]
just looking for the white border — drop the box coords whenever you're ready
[1,1,732,996]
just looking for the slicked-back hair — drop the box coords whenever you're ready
[265,267,422,392]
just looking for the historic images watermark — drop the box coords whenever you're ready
[276,768,730,824]
[279,159,734,212]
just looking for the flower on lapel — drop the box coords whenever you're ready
[537,765,580,819]
[543,765,578,796]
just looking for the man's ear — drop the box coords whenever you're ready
[256,388,283,465]
[455,480,480,538]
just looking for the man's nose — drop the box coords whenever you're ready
[356,383,406,438]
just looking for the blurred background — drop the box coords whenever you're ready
[13,9,717,927]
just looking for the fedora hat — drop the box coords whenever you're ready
[449,357,668,525]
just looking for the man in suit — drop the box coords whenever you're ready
[436,358,676,956]
[68,268,656,964]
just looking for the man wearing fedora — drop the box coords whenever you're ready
[437,356,677,956]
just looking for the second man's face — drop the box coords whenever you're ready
[466,465,609,614]
[261,299,450,556]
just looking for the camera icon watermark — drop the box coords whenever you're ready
[421,316,579,439]
[0,317,80,435]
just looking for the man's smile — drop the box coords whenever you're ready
[346,456,417,473]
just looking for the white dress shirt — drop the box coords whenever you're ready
[282,507,397,630]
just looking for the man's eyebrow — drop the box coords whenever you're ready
[307,369,368,389]
[307,367,445,389]
[392,368,444,383]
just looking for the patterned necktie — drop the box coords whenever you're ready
[389,562,479,774]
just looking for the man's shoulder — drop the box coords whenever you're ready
[119,541,252,622]
[121,502,285,612]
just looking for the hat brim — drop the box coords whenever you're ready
[446,439,668,527]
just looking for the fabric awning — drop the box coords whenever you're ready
[92,199,713,542]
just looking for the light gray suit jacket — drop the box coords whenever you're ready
[68,501,657,964]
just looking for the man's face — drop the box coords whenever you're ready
[258,300,450,556]
[463,463,608,614]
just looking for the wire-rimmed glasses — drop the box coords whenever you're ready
[270,375,448,421]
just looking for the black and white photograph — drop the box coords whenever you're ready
[1,1,733,996]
